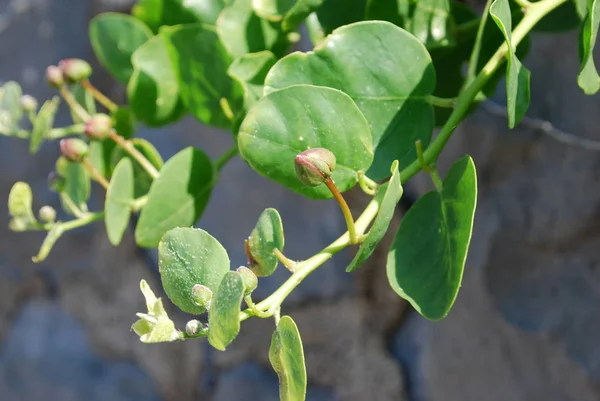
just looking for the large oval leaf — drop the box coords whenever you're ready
[269,315,306,401]
[208,271,245,350]
[247,208,285,277]
[135,147,215,248]
[265,21,436,180]
[163,24,244,128]
[89,13,153,84]
[104,158,134,246]
[133,0,225,32]
[238,84,373,199]
[159,227,230,314]
[386,156,477,320]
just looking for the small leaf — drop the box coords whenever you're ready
[111,138,164,197]
[208,271,245,351]
[346,161,403,272]
[269,315,307,401]
[69,84,96,124]
[30,97,60,154]
[159,227,230,314]
[8,182,36,224]
[135,147,214,248]
[128,34,186,127]
[386,156,477,320]
[111,107,136,139]
[490,0,531,127]
[228,50,277,109]
[247,208,285,276]
[238,84,373,199]
[0,81,23,135]
[163,24,244,129]
[62,161,90,215]
[408,0,454,49]
[252,0,324,31]
[105,158,134,246]
[133,0,226,32]
[132,280,183,343]
[89,13,153,84]
[578,0,600,94]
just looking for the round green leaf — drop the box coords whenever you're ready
[269,315,306,401]
[104,158,134,246]
[135,147,214,248]
[228,50,277,109]
[30,97,59,154]
[208,271,245,350]
[133,0,226,32]
[159,227,230,314]
[89,13,153,84]
[238,84,373,199]
[346,160,403,272]
[265,20,436,180]
[128,34,186,127]
[247,208,285,277]
[386,156,477,320]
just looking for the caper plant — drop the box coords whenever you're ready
[1,0,596,399]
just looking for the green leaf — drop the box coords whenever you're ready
[228,50,277,109]
[163,24,244,129]
[408,0,453,49]
[216,0,286,59]
[111,138,163,198]
[8,182,36,226]
[489,0,530,127]
[346,161,403,272]
[133,0,226,32]
[135,147,214,248]
[265,21,436,180]
[105,158,134,246]
[578,0,600,94]
[128,34,186,127]
[247,208,285,277]
[30,97,60,154]
[573,0,589,19]
[0,81,23,136]
[69,84,96,124]
[386,156,477,320]
[158,227,230,314]
[132,280,183,343]
[208,271,245,351]
[89,13,153,84]
[62,161,90,215]
[252,0,324,31]
[111,107,136,139]
[364,0,410,27]
[269,315,306,401]
[238,84,373,199]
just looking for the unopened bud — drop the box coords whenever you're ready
[185,319,207,336]
[84,113,112,140]
[38,206,57,223]
[59,59,92,83]
[48,172,65,192]
[236,266,258,295]
[294,148,336,186]
[191,284,213,311]
[46,65,64,88]
[20,95,38,112]
[59,138,88,162]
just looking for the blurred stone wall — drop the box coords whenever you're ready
[0,1,599,400]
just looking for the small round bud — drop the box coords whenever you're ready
[59,138,88,162]
[38,206,57,223]
[191,284,213,311]
[46,65,64,88]
[48,172,65,192]
[84,113,112,140]
[236,266,258,295]
[294,148,336,186]
[185,319,207,336]
[20,95,38,112]
[59,58,92,83]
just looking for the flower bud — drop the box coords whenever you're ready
[84,113,112,140]
[38,206,57,223]
[59,138,88,162]
[48,172,65,192]
[185,319,207,336]
[236,266,258,295]
[59,58,92,83]
[20,95,38,112]
[294,148,336,186]
[191,284,213,311]
[46,65,64,88]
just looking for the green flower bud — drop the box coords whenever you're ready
[294,148,336,186]
[20,95,38,112]
[46,65,64,88]
[48,172,65,192]
[38,206,57,223]
[84,113,112,140]
[185,319,207,336]
[236,266,258,295]
[59,58,92,83]
[59,138,88,162]
[191,284,213,312]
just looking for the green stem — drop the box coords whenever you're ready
[244,295,274,318]
[426,95,456,108]
[47,124,85,139]
[357,171,378,195]
[325,177,359,244]
[400,0,567,184]
[82,157,109,190]
[214,145,238,172]
[514,0,533,8]
[273,248,297,272]
[81,79,117,112]
[108,131,160,180]
[466,0,494,84]
[219,98,235,122]
[131,195,148,212]
[59,86,90,122]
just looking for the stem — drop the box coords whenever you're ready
[81,79,117,112]
[108,131,160,179]
[214,145,238,171]
[131,195,148,212]
[466,0,494,84]
[219,98,235,121]
[416,140,442,191]
[357,171,378,195]
[325,177,359,244]
[514,0,533,8]
[47,124,85,139]
[426,95,456,108]
[273,248,297,272]
[400,0,567,184]
[244,295,274,318]
[60,193,86,218]
[82,157,109,190]
[59,86,90,122]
